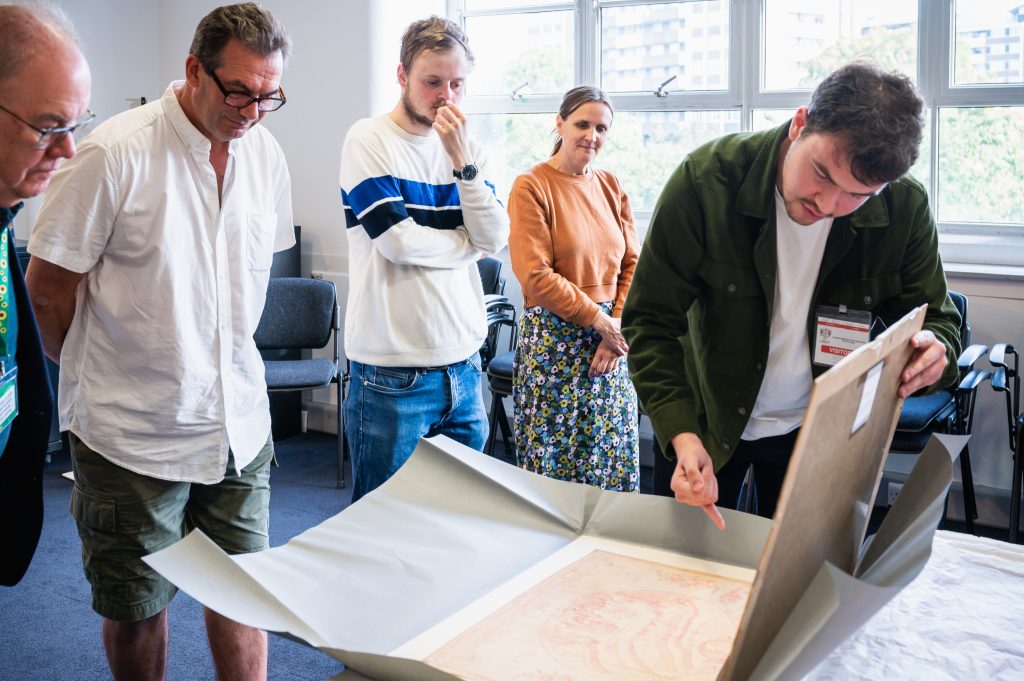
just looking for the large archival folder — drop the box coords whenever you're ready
[145,305,965,680]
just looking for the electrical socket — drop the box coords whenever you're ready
[887,481,904,506]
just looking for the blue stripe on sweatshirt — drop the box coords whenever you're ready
[341,175,467,238]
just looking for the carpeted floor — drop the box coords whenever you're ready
[0,432,352,681]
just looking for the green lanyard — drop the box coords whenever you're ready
[0,225,10,361]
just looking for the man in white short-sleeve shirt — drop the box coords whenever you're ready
[25,4,292,679]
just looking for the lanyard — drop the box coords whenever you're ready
[0,225,10,360]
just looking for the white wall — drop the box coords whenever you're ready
[12,0,161,233]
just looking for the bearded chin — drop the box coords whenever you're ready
[402,89,436,129]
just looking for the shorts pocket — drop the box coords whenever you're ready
[70,486,117,532]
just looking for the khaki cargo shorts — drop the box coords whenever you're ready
[69,433,273,622]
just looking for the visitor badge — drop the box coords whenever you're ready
[0,363,18,431]
[813,305,871,367]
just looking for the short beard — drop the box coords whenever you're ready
[402,86,436,129]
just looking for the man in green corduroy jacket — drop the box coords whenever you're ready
[622,61,960,528]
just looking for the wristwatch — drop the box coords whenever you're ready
[453,163,478,181]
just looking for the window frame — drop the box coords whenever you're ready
[450,0,1024,240]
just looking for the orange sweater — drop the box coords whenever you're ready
[508,161,639,327]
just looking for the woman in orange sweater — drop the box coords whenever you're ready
[508,86,640,491]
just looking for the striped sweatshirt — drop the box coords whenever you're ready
[339,114,509,367]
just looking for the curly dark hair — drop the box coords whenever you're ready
[804,61,924,186]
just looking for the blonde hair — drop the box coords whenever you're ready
[399,16,474,73]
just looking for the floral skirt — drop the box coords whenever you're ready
[512,303,639,492]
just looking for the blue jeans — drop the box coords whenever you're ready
[345,354,487,501]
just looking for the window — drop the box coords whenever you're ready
[762,0,918,91]
[463,8,573,97]
[451,0,1024,238]
[955,0,1024,85]
[600,2,729,94]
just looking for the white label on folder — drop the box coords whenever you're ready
[852,361,884,433]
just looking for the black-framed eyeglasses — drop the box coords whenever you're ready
[0,102,95,149]
[205,68,286,112]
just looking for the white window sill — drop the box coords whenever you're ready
[940,232,1024,279]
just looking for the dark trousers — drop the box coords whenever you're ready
[652,429,800,519]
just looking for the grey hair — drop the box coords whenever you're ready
[0,1,82,83]
[189,3,290,72]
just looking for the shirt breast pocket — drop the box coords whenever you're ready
[697,259,763,353]
[821,272,902,311]
[247,212,277,272]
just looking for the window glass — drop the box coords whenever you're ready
[762,0,918,91]
[598,111,741,211]
[938,107,1024,224]
[908,110,932,192]
[752,108,794,131]
[472,113,555,200]
[953,0,1024,86]
[466,0,567,10]
[465,11,573,97]
[601,1,729,93]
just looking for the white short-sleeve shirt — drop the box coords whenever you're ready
[28,82,294,483]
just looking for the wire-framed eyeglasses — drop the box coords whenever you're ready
[205,68,286,112]
[0,102,95,149]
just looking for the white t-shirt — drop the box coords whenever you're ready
[29,82,295,482]
[742,188,833,441]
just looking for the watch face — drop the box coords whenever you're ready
[459,164,478,181]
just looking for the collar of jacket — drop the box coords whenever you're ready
[0,202,22,231]
[734,120,891,230]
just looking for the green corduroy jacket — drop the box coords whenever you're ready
[622,122,961,472]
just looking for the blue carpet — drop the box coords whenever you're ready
[0,432,350,681]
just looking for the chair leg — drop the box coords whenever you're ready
[959,444,977,534]
[336,378,345,489]
[1011,418,1024,543]
[496,396,513,457]
[485,391,501,456]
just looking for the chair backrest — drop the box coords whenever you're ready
[949,290,969,348]
[477,256,505,296]
[481,297,517,371]
[254,277,337,351]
